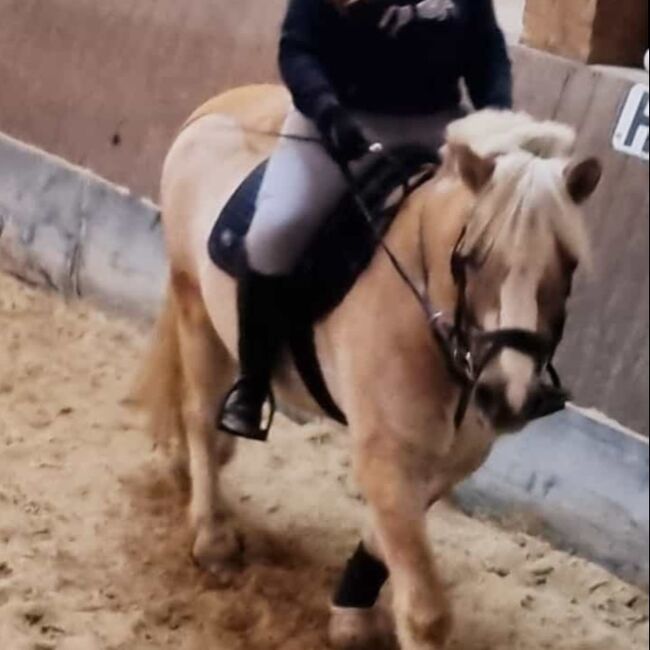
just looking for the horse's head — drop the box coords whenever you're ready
[438,115,602,431]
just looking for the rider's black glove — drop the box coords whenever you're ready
[316,100,370,164]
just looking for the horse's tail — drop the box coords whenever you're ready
[132,281,185,451]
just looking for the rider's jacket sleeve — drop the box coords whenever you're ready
[279,0,340,120]
[463,0,513,110]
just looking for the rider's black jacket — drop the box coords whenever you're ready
[280,0,513,119]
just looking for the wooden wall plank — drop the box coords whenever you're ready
[524,0,649,66]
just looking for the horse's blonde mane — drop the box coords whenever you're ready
[446,110,590,270]
[446,109,576,159]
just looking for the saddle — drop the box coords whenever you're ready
[209,146,439,423]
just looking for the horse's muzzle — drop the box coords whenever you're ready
[475,381,570,432]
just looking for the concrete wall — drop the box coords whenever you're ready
[0,134,164,320]
[0,0,647,433]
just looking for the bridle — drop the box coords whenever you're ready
[339,154,566,429]
[429,230,564,427]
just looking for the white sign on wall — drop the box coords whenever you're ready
[613,84,649,162]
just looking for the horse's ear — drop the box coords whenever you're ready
[453,144,496,194]
[565,157,603,204]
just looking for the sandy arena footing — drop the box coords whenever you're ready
[0,273,647,650]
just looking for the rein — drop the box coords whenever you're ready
[338,158,439,323]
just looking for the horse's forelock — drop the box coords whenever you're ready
[447,111,586,268]
[461,151,591,275]
[447,110,577,159]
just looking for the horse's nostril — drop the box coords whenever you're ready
[475,381,517,428]
[526,384,569,421]
[475,383,501,414]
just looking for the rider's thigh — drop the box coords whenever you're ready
[246,111,346,275]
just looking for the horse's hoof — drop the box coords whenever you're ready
[329,605,396,650]
[193,520,244,576]
[403,606,453,650]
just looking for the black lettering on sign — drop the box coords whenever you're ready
[624,92,649,153]
[613,85,650,162]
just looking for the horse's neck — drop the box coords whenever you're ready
[322,176,469,451]
[386,176,470,315]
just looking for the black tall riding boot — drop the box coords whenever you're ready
[218,270,286,442]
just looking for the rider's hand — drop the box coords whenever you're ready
[317,105,371,164]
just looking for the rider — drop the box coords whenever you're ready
[219,0,513,441]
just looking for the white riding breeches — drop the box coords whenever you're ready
[245,108,464,276]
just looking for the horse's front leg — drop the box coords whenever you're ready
[329,531,394,649]
[356,437,452,650]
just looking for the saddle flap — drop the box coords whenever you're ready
[208,160,269,277]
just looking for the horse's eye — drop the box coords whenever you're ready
[451,253,466,281]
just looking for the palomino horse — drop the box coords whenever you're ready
[137,85,602,650]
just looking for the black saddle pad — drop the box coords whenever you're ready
[209,145,439,323]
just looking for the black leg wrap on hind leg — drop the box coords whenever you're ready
[333,543,390,609]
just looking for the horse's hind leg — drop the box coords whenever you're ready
[173,274,241,571]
